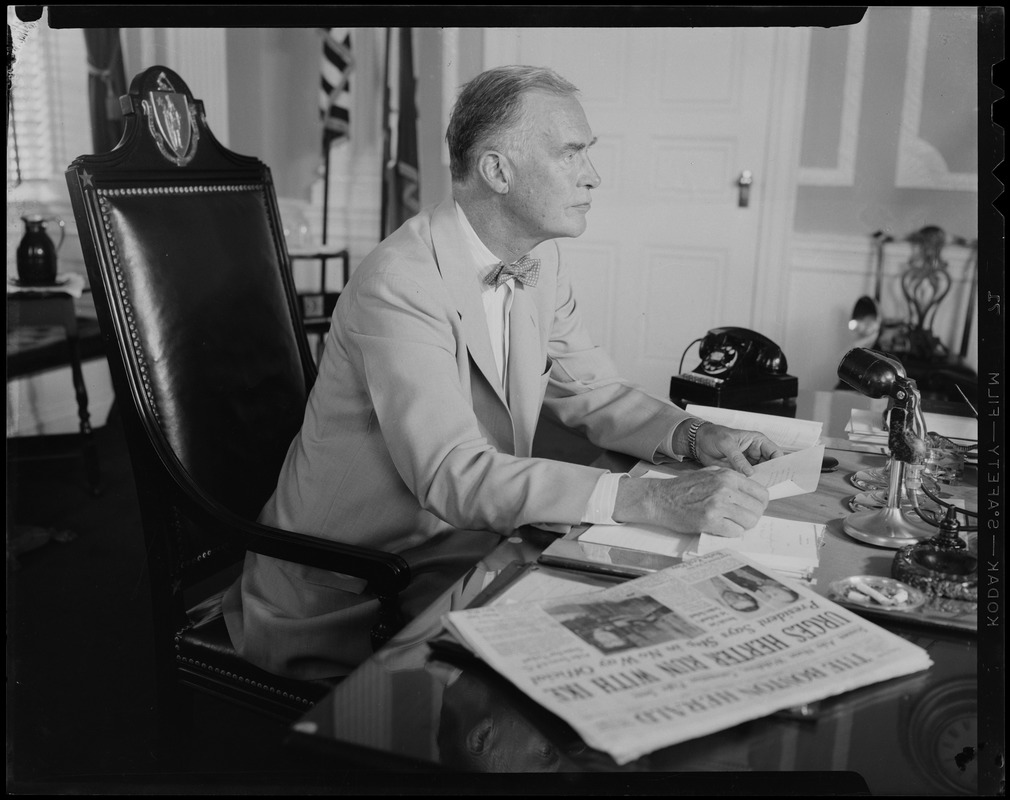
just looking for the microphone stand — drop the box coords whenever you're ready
[839,350,936,548]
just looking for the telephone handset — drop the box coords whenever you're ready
[691,327,788,384]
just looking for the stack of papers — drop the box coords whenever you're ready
[580,515,822,584]
[692,518,822,582]
[564,406,829,585]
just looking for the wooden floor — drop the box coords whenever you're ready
[6,404,603,794]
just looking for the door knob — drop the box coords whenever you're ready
[737,170,753,208]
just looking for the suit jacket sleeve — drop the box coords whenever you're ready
[542,242,693,459]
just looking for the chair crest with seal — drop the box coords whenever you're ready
[64,66,413,731]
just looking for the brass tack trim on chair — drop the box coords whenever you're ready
[177,546,231,575]
[173,623,314,707]
[97,184,261,197]
[96,194,160,422]
[175,655,314,706]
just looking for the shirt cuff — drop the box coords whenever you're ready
[581,472,626,525]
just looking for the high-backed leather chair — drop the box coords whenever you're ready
[65,66,413,731]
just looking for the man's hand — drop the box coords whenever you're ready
[611,422,782,537]
[612,468,770,538]
[688,422,783,476]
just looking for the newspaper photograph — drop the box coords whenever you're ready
[442,550,933,765]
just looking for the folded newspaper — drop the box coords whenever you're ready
[442,550,933,766]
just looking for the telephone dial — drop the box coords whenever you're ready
[670,327,797,408]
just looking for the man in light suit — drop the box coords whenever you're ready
[224,66,781,679]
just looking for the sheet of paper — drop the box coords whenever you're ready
[685,404,823,452]
[638,442,824,501]
[579,523,695,558]
[749,443,825,499]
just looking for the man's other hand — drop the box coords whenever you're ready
[613,468,770,538]
[693,423,783,476]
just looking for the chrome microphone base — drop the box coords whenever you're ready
[843,507,937,549]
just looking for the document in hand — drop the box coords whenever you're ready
[685,404,823,452]
[748,443,825,499]
[442,550,933,766]
[684,405,826,495]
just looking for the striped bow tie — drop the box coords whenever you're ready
[485,254,541,289]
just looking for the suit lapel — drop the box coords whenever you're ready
[429,201,509,409]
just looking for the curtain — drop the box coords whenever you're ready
[84,28,127,153]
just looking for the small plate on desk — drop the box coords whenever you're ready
[829,576,926,612]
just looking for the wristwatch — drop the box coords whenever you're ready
[686,419,706,461]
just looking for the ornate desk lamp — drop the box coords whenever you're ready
[836,347,937,547]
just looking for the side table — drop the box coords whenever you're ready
[7,273,102,495]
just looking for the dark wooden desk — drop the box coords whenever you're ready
[287,391,985,795]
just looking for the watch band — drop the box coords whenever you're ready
[687,419,706,462]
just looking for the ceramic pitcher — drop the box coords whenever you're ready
[16,215,66,286]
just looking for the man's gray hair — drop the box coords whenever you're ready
[446,65,580,184]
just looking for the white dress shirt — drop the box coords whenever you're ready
[455,203,624,525]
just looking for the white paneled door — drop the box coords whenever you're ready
[484,28,808,398]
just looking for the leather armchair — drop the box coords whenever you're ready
[64,67,413,733]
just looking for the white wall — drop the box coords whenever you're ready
[784,7,979,391]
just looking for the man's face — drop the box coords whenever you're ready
[503,91,601,243]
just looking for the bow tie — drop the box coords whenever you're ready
[485,254,541,289]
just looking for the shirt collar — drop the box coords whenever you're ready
[455,201,508,285]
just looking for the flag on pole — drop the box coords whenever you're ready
[319,27,353,153]
[381,27,420,239]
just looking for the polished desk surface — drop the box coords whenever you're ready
[289,391,984,795]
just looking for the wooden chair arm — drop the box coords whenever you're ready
[169,483,412,597]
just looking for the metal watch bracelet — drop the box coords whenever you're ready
[687,419,706,461]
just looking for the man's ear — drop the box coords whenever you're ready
[476,151,511,195]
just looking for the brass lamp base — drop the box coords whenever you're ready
[843,507,937,549]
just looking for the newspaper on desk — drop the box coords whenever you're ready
[442,550,932,766]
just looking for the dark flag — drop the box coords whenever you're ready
[381,27,420,239]
[319,27,353,153]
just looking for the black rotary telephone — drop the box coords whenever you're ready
[692,327,788,383]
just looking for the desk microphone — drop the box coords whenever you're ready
[836,347,908,400]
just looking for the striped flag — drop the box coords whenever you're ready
[319,27,353,152]
[381,27,420,239]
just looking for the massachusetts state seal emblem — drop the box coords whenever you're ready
[143,72,199,165]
